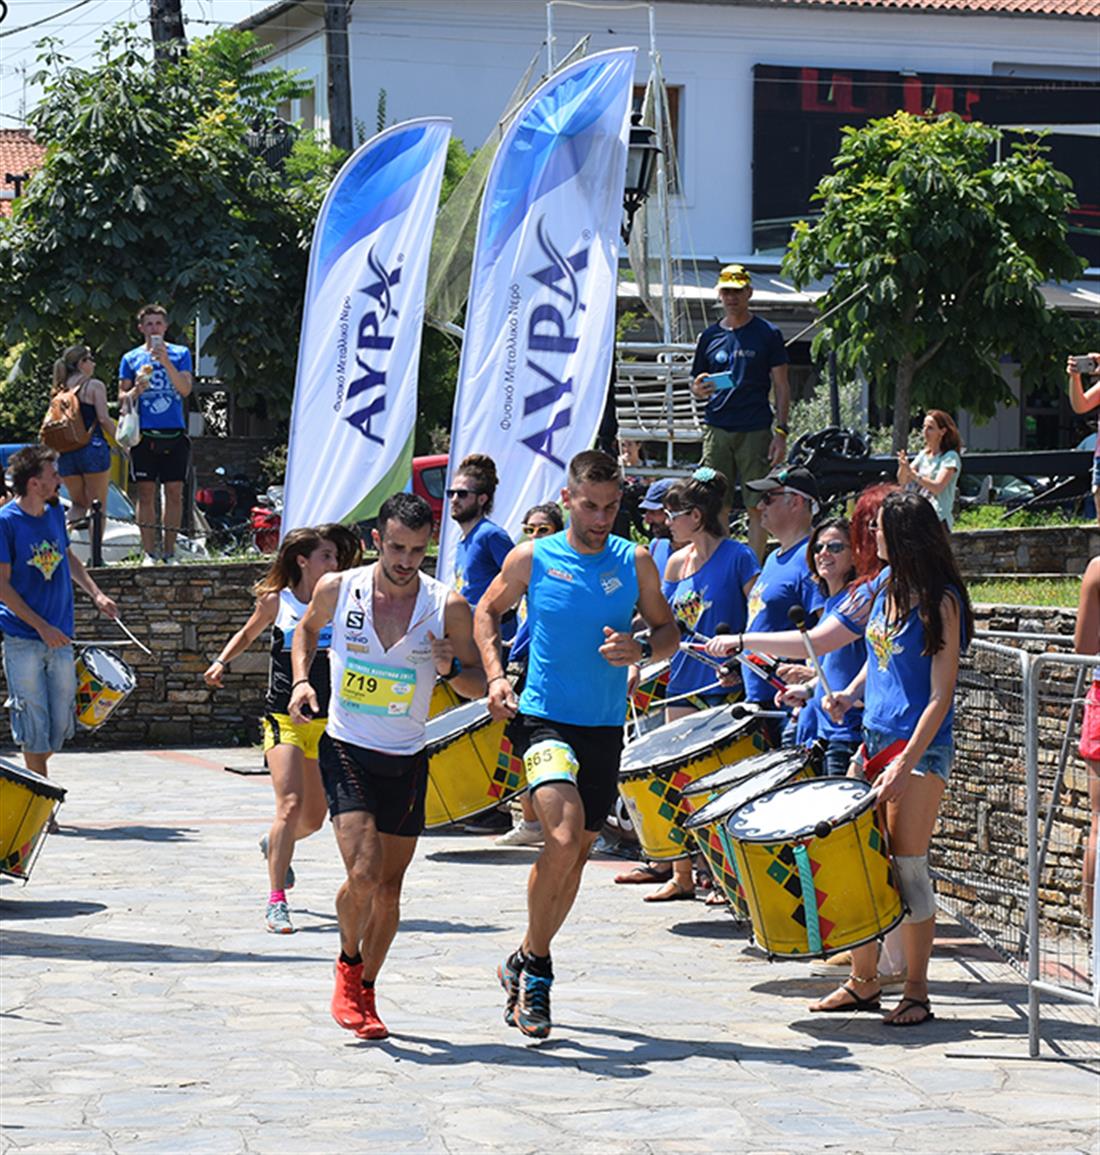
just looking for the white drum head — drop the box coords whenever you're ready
[727,778,871,843]
[683,746,804,798]
[82,647,135,691]
[635,659,670,684]
[686,755,810,831]
[425,698,491,747]
[621,705,753,776]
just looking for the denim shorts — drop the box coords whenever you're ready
[57,437,111,477]
[1092,456,1100,491]
[822,738,860,777]
[2,636,77,753]
[863,727,953,784]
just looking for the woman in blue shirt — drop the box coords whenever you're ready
[707,491,973,1026]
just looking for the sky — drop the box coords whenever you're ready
[0,0,277,125]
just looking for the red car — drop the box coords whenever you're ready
[412,454,448,536]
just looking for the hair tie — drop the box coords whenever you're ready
[692,466,717,483]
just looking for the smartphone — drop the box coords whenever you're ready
[706,371,736,391]
[150,334,164,350]
[1072,355,1098,375]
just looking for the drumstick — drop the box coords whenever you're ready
[787,605,832,698]
[114,614,153,656]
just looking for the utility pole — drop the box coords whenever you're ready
[324,0,354,151]
[149,0,186,62]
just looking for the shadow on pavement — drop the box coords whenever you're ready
[0,897,107,920]
[0,927,325,964]
[666,918,753,941]
[373,1025,857,1077]
[62,825,197,843]
[425,848,536,865]
[401,918,508,935]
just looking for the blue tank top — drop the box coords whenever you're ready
[519,532,639,727]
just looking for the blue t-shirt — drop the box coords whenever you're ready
[0,502,74,639]
[454,517,513,607]
[119,343,192,432]
[520,532,639,727]
[743,536,824,703]
[662,538,759,697]
[690,315,789,432]
[649,536,672,578]
[810,586,866,743]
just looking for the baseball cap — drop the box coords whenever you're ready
[715,264,752,291]
[639,478,675,510]
[746,464,820,504]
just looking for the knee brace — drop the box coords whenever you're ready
[894,854,936,922]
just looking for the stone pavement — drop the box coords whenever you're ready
[1,747,1097,1155]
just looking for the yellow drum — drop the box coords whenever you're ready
[683,748,819,921]
[630,659,670,714]
[424,699,524,829]
[727,778,904,959]
[617,706,767,861]
[75,646,136,731]
[0,759,66,880]
[429,678,462,719]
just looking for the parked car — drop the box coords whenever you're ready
[412,454,447,534]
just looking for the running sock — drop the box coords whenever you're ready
[508,947,527,973]
[269,890,286,905]
[525,952,552,978]
[340,951,363,968]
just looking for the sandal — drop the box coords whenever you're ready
[643,880,695,902]
[704,889,729,906]
[615,863,673,885]
[884,997,935,1027]
[809,983,881,1014]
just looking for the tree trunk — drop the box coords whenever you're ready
[892,354,915,452]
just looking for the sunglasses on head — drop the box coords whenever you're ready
[445,488,481,499]
[522,523,554,538]
[662,506,696,520]
[812,540,847,555]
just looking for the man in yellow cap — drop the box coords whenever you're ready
[689,264,791,560]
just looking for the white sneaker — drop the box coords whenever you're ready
[141,552,159,568]
[495,823,544,847]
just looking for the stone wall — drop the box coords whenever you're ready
[952,524,1098,577]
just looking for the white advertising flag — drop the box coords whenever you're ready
[438,49,636,583]
[282,118,452,533]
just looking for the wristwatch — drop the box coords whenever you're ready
[636,636,653,662]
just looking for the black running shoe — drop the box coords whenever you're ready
[511,970,553,1039]
[497,953,522,1024]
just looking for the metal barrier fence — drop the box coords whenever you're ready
[937,633,1098,1058]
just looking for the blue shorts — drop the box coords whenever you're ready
[57,438,111,477]
[1091,456,1100,491]
[863,727,953,785]
[2,636,77,754]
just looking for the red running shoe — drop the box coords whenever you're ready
[331,959,366,1030]
[355,987,389,1040]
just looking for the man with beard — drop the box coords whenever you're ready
[638,477,675,576]
[475,450,679,1039]
[289,493,484,1041]
[447,453,514,609]
[0,445,118,798]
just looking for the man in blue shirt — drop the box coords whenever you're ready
[448,453,514,609]
[118,304,194,567]
[638,477,674,577]
[690,265,791,561]
[0,446,118,791]
[475,451,679,1040]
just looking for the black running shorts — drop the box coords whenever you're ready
[506,713,624,833]
[129,431,191,484]
[318,733,428,837]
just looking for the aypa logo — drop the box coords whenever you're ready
[520,217,589,468]
[344,247,402,445]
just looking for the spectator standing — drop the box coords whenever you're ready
[448,453,513,609]
[896,410,962,530]
[689,264,791,560]
[118,304,193,566]
[1067,353,1100,525]
[638,478,675,576]
[1074,555,1100,919]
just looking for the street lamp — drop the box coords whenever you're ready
[622,113,661,244]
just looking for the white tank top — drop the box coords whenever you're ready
[326,563,450,755]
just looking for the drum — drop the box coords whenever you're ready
[617,706,768,861]
[75,646,137,731]
[630,659,670,713]
[0,759,66,880]
[683,748,818,920]
[424,699,525,829]
[726,778,904,959]
[429,678,462,719]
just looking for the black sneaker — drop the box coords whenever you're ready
[511,969,553,1039]
[497,952,522,1024]
[462,809,513,834]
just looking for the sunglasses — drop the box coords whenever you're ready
[522,524,555,538]
[445,488,482,500]
[662,507,696,520]
[758,489,796,506]
[812,541,848,555]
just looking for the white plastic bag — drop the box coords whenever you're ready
[116,406,141,450]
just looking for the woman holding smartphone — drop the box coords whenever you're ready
[1067,352,1100,525]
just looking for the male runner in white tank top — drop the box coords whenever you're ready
[288,493,485,1040]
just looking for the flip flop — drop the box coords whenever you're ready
[643,881,695,902]
[809,983,881,1013]
[704,889,729,906]
[884,997,935,1027]
[615,863,673,885]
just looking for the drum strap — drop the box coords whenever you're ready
[862,739,907,783]
[792,843,822,954]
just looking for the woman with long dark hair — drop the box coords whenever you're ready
[707,491,973,1025]
[204,525,361,934]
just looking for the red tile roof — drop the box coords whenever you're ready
[0,130,46,219]
[751,0,1100,14]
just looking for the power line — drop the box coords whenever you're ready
[0,0,101,39]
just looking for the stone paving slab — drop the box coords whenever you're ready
[1,747,1097,1155]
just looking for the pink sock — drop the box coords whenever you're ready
[269,890,286,904]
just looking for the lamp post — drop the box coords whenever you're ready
[622,113,661,244]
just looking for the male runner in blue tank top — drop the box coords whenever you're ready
[475,450,679,1039]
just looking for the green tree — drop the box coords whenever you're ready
[0,26,343,429]
[783,112,1084,449]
